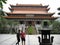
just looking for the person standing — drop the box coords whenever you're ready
[20,30,26,45]
[16,30,20,45]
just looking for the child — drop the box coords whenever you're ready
[20,30,26,45]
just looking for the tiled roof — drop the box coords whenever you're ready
[9,8,50,11]
[10,4,49,7]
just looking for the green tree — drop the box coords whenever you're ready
[0,0,7,9]
[0,0,7,16]
[28,25,33,35]
[8,20,19,34]
[52,21,60,34]
[0,0,7,33]
[0,17,8,33]
[42,20,52,27]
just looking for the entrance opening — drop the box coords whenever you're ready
[19,21,24,24]
[44,21,48,27]
[26,21,35,26]
[28,21,32,25]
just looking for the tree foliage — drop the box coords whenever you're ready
[0,0,7,9]
[42,20,52,27]
[0,0,9,34]
[0,0,7,26]
[28,25,33,34]
[0,0,7,16]
[52,21,60,34]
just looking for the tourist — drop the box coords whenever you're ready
[51,36,54,43]
[38,36,40,45]
[20,30,26,45]
[16,30,20,45]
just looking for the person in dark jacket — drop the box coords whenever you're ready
[16,30,20,45]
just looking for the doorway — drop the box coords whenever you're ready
[28,21,32,26]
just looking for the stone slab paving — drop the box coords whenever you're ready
[0,34,39,45]
[0,34,60,45]
[0,34,16,45]
[0,34,14,42]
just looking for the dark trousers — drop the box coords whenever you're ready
[16,38,20,45]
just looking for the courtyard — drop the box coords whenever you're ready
[0,34,60,45]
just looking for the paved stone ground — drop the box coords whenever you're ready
[0,34,39,45]
[0,34,60,45]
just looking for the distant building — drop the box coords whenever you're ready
[4,4,57,33]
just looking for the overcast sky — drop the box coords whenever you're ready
[3,0,60,17]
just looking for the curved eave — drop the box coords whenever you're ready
[47,8,50,11]
[6,12,55,15]
[9,7,14,12]
[9,7,12,10]
[4,16,57,20]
